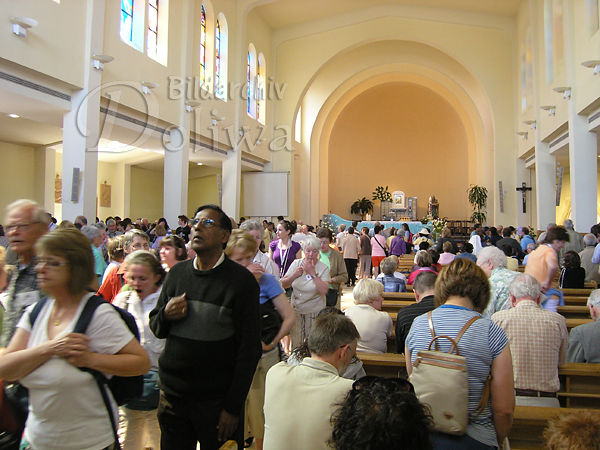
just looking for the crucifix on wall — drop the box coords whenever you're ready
[516,182,532,213]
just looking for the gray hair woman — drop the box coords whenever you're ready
[281,235,331,348]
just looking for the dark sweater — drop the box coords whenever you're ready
[559,267,586,289]
[395,296,435,353]
[149,256,261,414]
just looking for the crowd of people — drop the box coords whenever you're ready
[0,199,600,449]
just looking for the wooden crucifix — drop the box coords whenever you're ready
[516,182,532,213]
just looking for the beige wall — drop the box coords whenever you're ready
[130,167,163,220]
[555,161,600,225]
[0,141,37,217]
[328,83,469,221]
[188,175,220,215]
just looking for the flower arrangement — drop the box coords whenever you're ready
[431,217,448,235]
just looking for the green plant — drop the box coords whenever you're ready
[350,197,374,219]
[372,185,392,202]
[468,185,488,224]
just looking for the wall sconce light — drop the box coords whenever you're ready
[185,100,201,112]
[210,109,225,125]
[581,60,600,76]
[91,54,114,71]
[540,105,556,116]
[516,131,528,141]
[523,120,536,130]
[141,81,158,95]
[10,17,38,37]
[553,86,571,100]
[255,137,267,145]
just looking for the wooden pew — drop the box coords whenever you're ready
[357,352,600,409]
[386,312,591,332]
[510,406,594,449]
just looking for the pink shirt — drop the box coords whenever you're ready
[371,235,387,257]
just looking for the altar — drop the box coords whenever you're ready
[322,214,428,234]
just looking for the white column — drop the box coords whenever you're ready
[221,147,242,217]
[163,125,190,224]
[43,147,56,214]
[534,138,556,230]
[61,0,105,223]
[567,105,598,232]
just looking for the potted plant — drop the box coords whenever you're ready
[372,185,392,219]
[468,185,488,225]
[350,197,374,220]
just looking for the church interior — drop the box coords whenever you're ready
[0,0,599,231]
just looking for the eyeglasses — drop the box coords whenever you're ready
[192,218,217,229]
[6,222,40,232]
[36,258,68,269]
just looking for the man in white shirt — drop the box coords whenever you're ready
[263,314,359,450]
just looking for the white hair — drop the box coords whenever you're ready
[302,235,321,251]
[563,219,574,230]
[588,290,600,308]
[476,246,507,269]
[6,199,47,224]
[583,233,597,247]
[239,219,262,233]
[509,273,541,300]
[80,225,101,241]
[352,279,383,304]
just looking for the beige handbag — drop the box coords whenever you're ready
[409,312,487,435]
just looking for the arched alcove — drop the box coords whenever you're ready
[327,82,469,220]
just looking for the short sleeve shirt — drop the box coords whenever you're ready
[259,274,285,305]
[406,305,507,447]
[17,294,134,450]
[285,260,330,314]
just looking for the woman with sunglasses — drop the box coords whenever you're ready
[0,228,149,450]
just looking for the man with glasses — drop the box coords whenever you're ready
[263,314,359,450]
[150,204,261,450]
[1,199,48,347]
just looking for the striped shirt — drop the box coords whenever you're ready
[492,300,567,392]
[406,305,508,447]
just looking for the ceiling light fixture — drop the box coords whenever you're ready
[582,60,600,76]
[540,105,556,116]
[553,86,571,100]
[141,81,158,95]
[516,131,528,141]
[7,113,20,119]
[523,120,536,130]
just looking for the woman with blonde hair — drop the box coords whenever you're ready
[113,250,165,450]
[151,223,167,250]
[0,228,149,450]
[225,230,295,450]
[344,279,393,353]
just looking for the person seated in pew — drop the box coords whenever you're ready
[345,279,393,354]
[376,257,406,293]
[477,246,519,318]
[559,251,586,289]
[567,289,600,363]
[455,241,477,263]
[374,255,407,284]
[263,314,359,450]
[438,241,456,266]
[544,409,600,450]
[500,244,519,271]
[492,274,567,407]
[395,271,437,354]
[522,242,537,265]
[330,376,433,450]
[407,251,437,285]
[579,233,600,284]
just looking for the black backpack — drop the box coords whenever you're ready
[30,294,143,449]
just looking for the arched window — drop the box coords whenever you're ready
[257,53,266,124]
[120,0,134,43]
[147,0,159,58]
[214,14,228,100]
[247,44,257,118]
[199,5,207,85]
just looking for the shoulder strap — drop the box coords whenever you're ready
[373,235,387,252]
[29,297,49,328]
[455,316,480,344]
[427,311,438,350]
[72,294,121,449]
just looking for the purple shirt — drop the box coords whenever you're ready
[389,236,407,256]
[269,239,301,278]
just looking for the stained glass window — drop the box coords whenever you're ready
[215,20,222,97]
[200,5,207,84]
[256,58,262,121]
[247,51,252,115]
[120,0,134,43]
[147,0,159,58]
